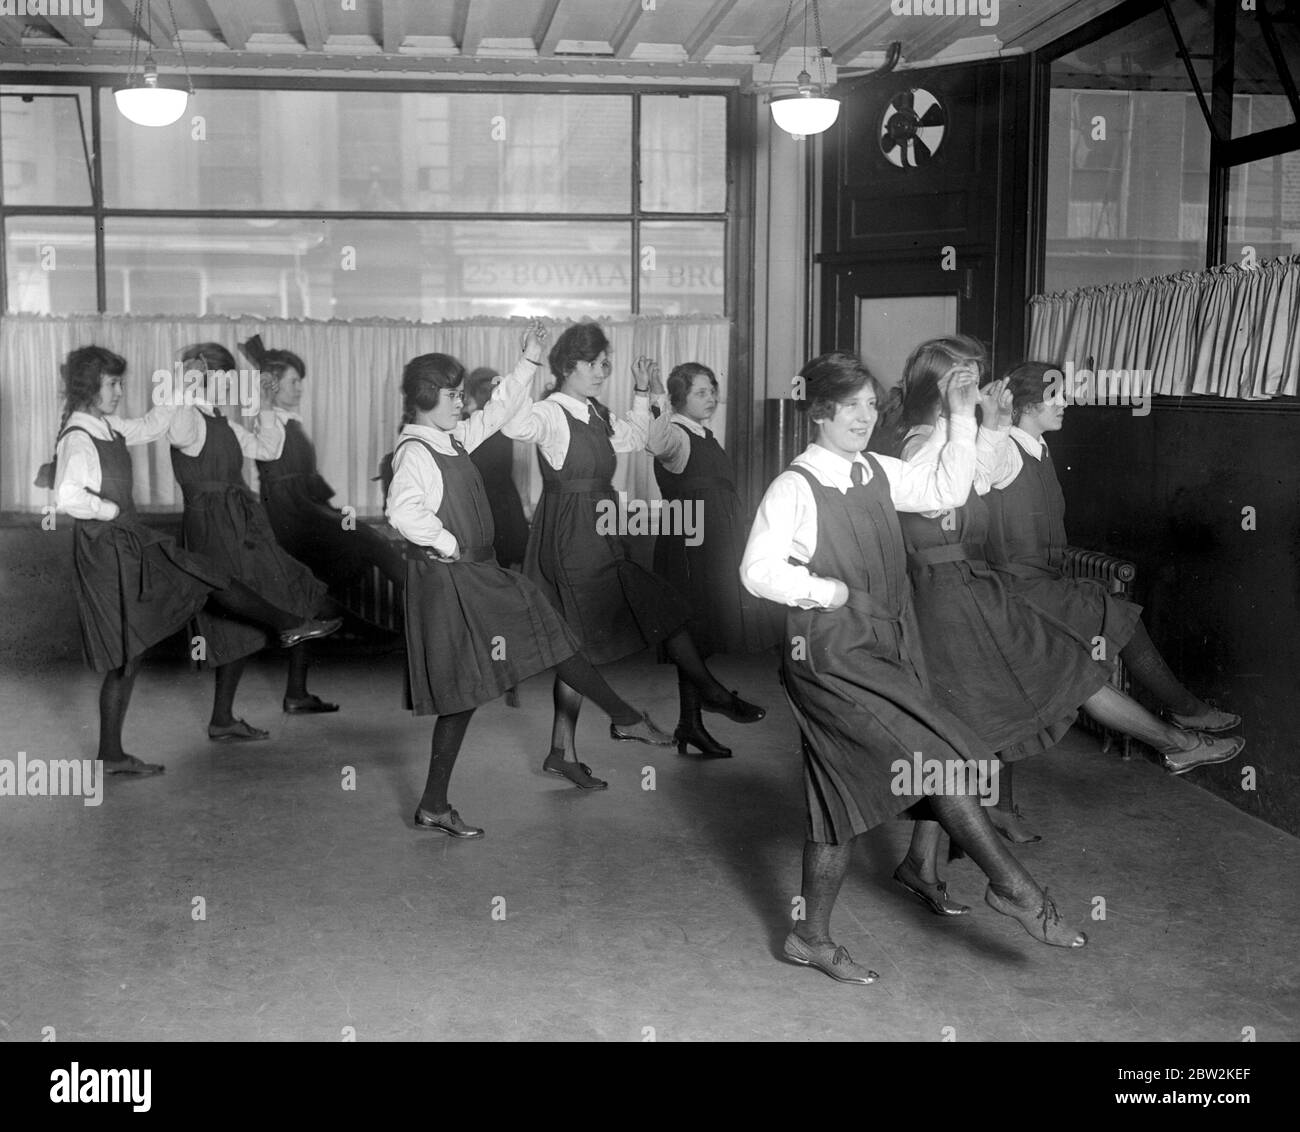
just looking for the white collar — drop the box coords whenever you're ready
[670,413,710,437]
[399,422,460,454]
[273,407,303,423]
[795,443,873,494]
[549,390,594,420]
[1010,426,1045,460]
[66,410,115,438]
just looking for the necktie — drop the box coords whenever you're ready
[210,406,224,420]
[850,461,865,488]
[705,427,714,440]
[451,438,467,457]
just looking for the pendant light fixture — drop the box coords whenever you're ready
[114,0,193,128]
[767,0,839,140]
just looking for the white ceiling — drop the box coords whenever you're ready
[0,0,1132,82]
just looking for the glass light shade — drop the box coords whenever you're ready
[770,92,840,138]
[114,83,188,128]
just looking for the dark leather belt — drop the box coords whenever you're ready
[545,479,613,495]
[907,543,987,570]
[404,542,496,564]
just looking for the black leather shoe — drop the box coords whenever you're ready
[702,691,765,724]
[609,711,674,746]
[283,694,340,714]
[542,753,608,790]
[892,863,970,916]
[278,617,343,649]
[413,806,484,838]
[674,721,732,758]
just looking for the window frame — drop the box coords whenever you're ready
[0,72,737,320]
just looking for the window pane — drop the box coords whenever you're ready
[103,218,631,319]
[1228,147,1300,259]
[101,90,631,214]
[1,86,93,206]
[640,222,725,316]
[5,217,97,313]
[1044,88,1210,291]
[640,95,726,213]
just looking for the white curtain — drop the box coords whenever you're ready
[1,313,732,515]
[1027,255,1299,400]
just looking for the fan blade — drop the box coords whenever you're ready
[892,90,914,112]
[881,132,899,153]
[913,136,933,164]
[920,104,945,128]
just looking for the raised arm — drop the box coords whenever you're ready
[882,373,980,512]
[107,400,178,447]
[459,320,547,453]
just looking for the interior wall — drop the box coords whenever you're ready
[1056,404,1300,838]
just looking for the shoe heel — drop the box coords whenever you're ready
[676,738,689,754]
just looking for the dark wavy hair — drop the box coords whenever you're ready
[240,334,306,383]
[400,353,466,425]
[179,342,237,372]
[547,323,609,393]
[666,362,718,413]
[795,352,883,428]
[872,335,988,457]
[36,346,127,488]
[1004,361,1058,424]
[464,366,499,411]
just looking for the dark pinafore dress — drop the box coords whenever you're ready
[398,436,578,716]
[64,426,227,672]
[983,435,1141,658]
[171,410,326,667]
[780,457,991,844]
[523,406,690,666]
[469,430,530,567]
[653,423,779,656]
[257,417,386,590]
[900,488,1112,763]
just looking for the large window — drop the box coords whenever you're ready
[2,84,730,319]
[1042,2,1299,292]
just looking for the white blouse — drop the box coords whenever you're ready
[646,410,714,477]
[385,355,538,556]
[902,419,1015,508]
[740,417,977,610]
[502,388,652,470]
[54,406,176,521]
[167,398,286,462]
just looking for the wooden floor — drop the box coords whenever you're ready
[1,649,1296,1042]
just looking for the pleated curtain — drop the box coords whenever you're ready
[1,314,732,515]
[1027,255,1299,401]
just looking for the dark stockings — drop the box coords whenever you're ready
[211,658,246,728]
[662,629,731,704]
[419,709,475,814]
[98,656,143,762]
[1119,619,1202,716]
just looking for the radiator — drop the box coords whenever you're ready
[1060,545,1136,759]
[340,562,404,635]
